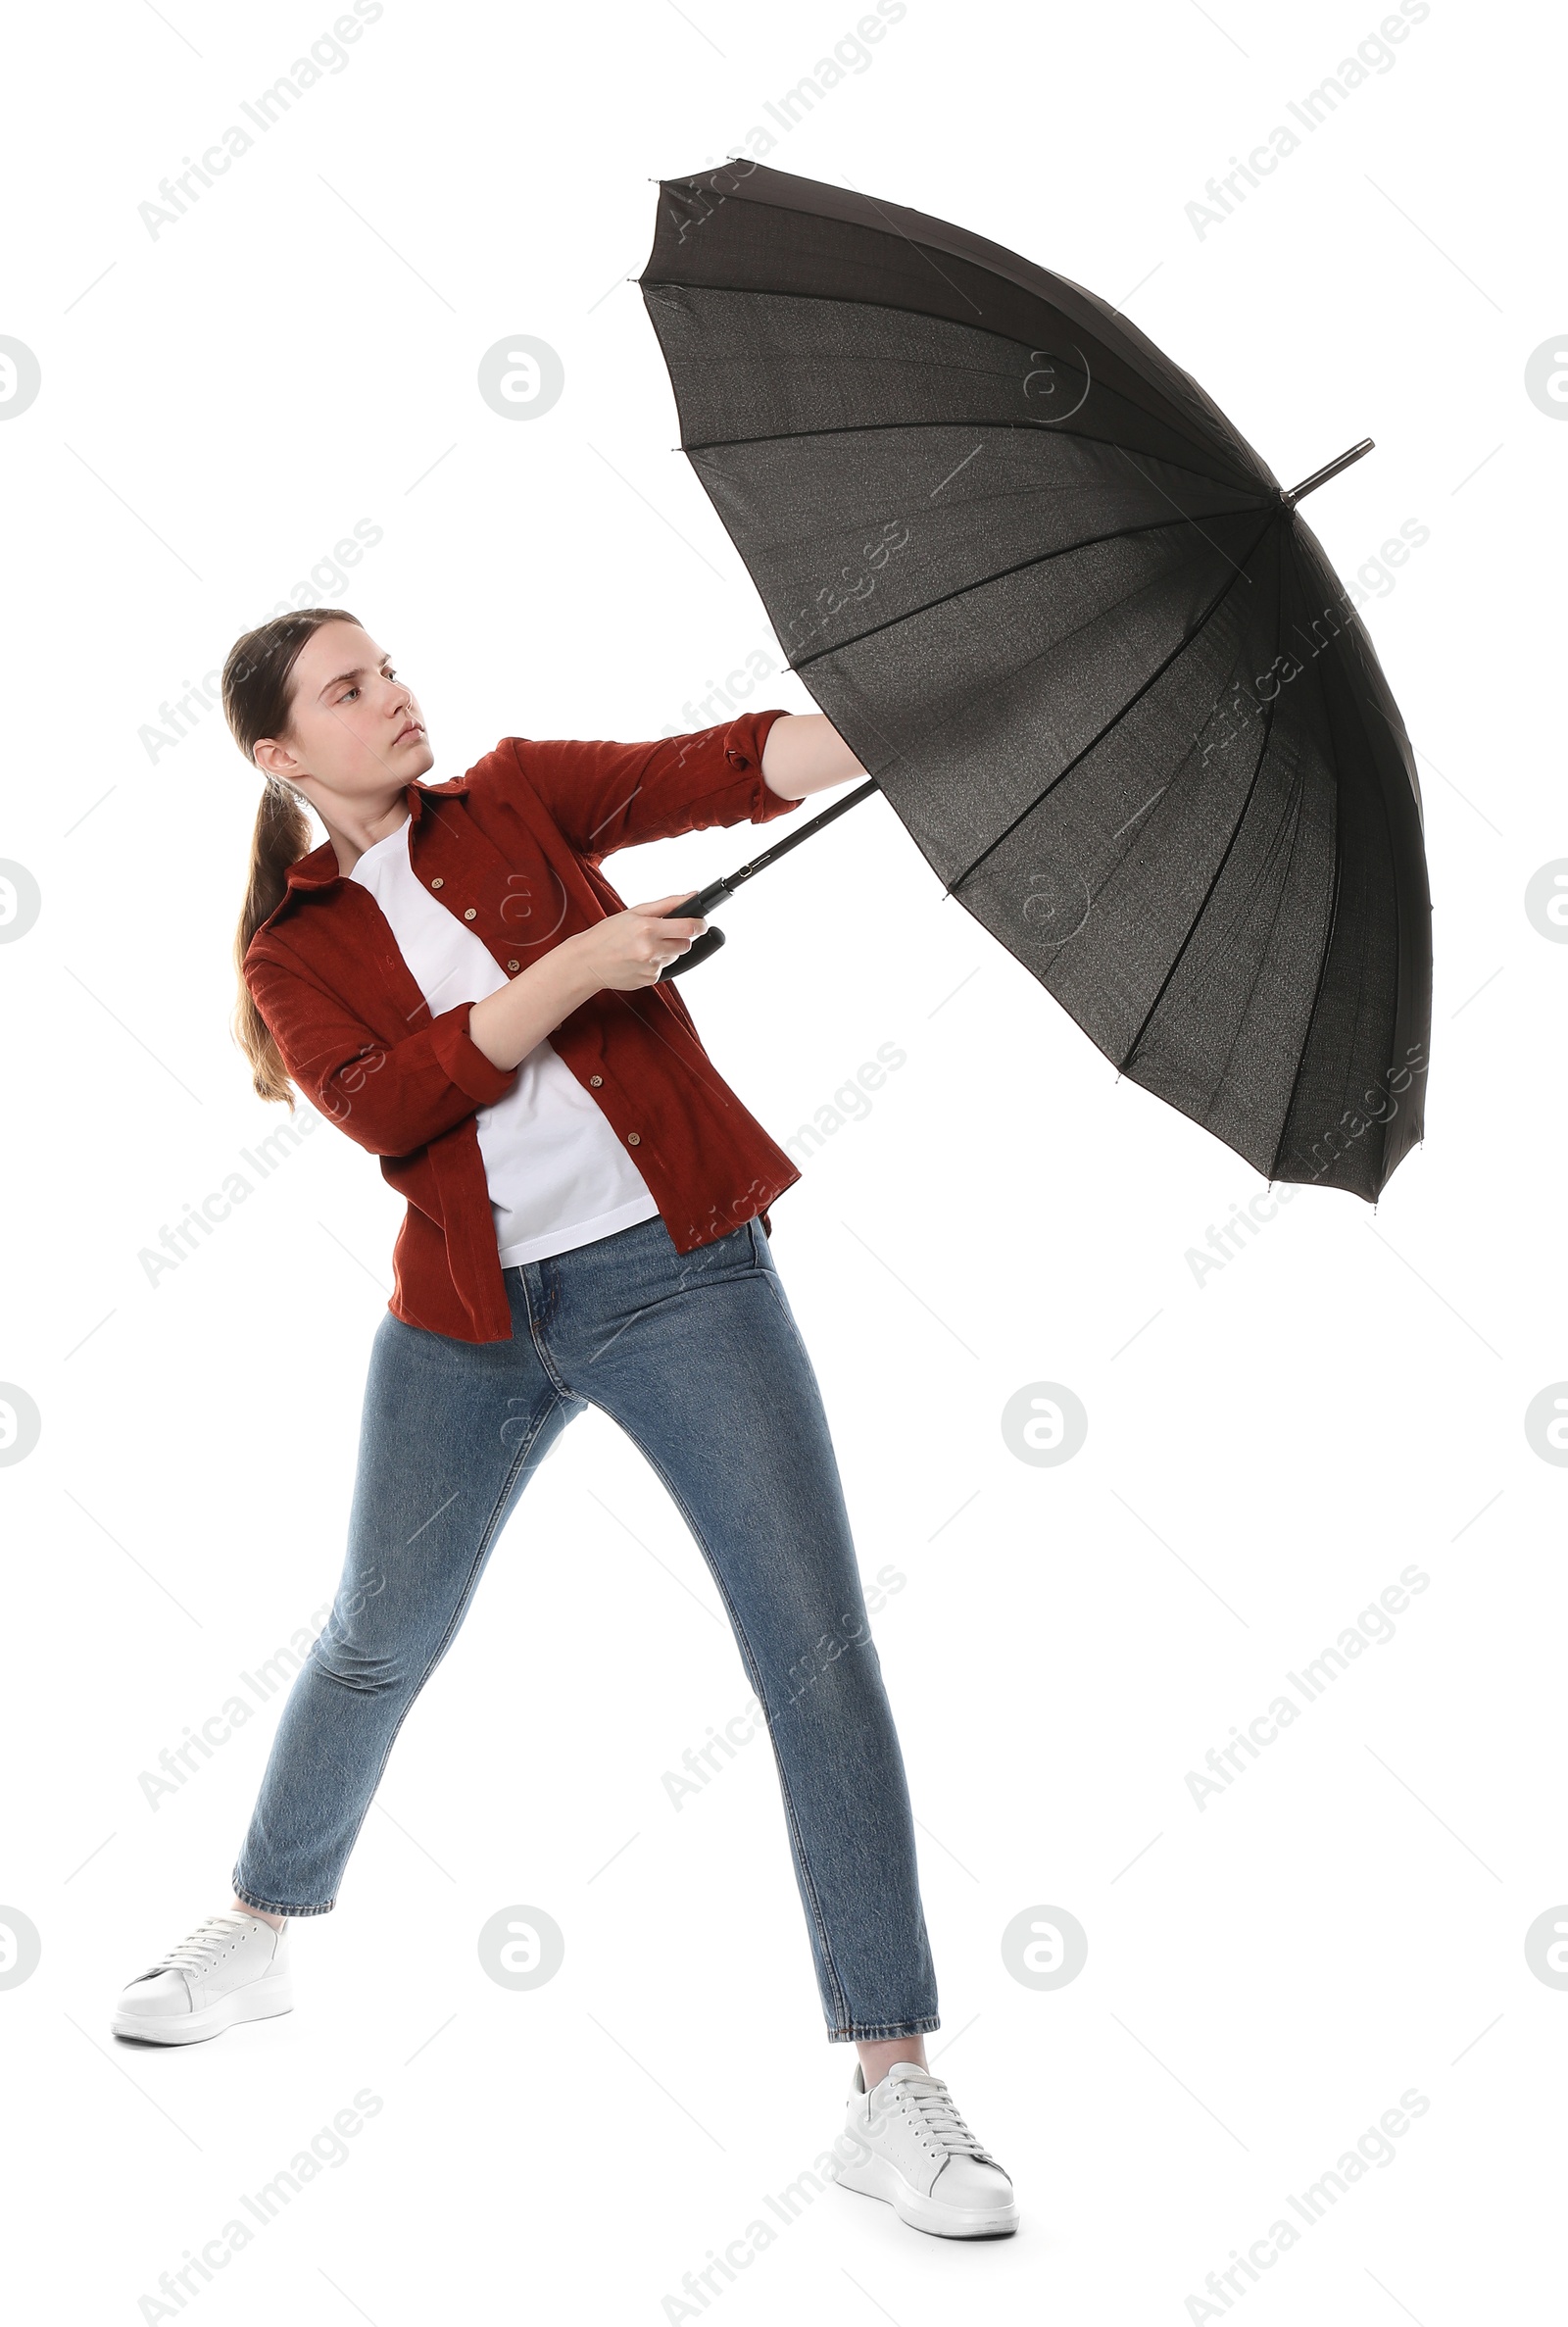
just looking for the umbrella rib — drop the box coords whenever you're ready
[1266,799,1346,1187]
[1265,583,1398,1186]
[648,275,1262,484]
[1264,526,1347,1184]
[1132,522,1352,1184]
[1186,731,1309,1110]
[1330,670,1408,1183]
[686,414,1259,502]
[1116,519,1296,1082]
[788,505,1268,674]
[1115,687,1281,1075]
[1099,447,1267,583]
[946,506,1283,897]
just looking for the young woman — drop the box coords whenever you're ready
[109,608,1017,2239]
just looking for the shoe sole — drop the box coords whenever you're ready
[834,2151,1019,2238]
[110,1975,294,2046]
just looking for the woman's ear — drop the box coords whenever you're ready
[253,736,297,783]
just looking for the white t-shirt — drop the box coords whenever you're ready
[346,813,661,1266]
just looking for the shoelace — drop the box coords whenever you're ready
[870,2069,999,2165]
[146,1912,260,1976]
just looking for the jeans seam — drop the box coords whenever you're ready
[573,1395,853,2034]
[327,1399,554,1873]
[758,1264,818,1378]
[236,1391,561,1917]
[755,1266,937,2042]
[516,1263,573,1397]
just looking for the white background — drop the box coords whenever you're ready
[1,1,1562,2320]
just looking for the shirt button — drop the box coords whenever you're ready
[464,907,477,920]
[430,876,444,889]
[626,1131,640,1146]
[589,1074,603,1087]
[507,960,520,972]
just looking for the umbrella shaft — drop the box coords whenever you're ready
[678,775,881,913]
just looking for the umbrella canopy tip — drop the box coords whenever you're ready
[1283,439,1375,508]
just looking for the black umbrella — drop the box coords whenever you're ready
[637,161,1431,1200]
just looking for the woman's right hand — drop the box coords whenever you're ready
[565,892,710,992]
[467,891,710,1072]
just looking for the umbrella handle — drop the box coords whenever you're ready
[656,889,729,981]
[651,783,881,980]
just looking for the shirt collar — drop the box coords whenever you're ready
[281,771,469,894]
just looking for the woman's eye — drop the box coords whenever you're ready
[337,668,394,703]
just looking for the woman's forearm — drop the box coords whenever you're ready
[468,875,723,1073]
[761,711,868,800]
[467,943,600,1073]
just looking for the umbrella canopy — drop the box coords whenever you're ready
[637,161,1431,1201]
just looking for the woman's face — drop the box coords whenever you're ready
[254,621,434,803]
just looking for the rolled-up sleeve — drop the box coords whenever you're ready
[245,953,517,1158]
[503,708,801,861]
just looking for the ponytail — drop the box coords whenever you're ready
[231,774,315,1107]
[220,608,361,1108]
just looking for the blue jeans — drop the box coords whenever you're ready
[233,1211,940,2043]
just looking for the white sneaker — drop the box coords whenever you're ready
[833,2057,1019,2238]
[111,1910,293,2045]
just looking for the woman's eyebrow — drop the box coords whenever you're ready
[317,656,392,700]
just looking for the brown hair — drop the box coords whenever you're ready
[223,608,361,1107]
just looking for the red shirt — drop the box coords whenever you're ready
[244,709,803,1342]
